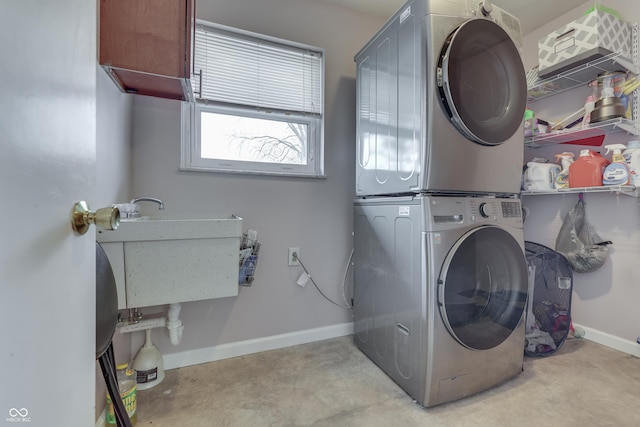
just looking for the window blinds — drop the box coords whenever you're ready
[192,23,323,115]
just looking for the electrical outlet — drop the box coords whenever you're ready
[288,247,300,266]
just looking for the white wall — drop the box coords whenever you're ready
[128,0,385,363]
[96,69,132,209]
[522,1,640,351]
[95,66,133,419]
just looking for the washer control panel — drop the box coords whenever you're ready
[425,196,523,230]
[466,198,522,225]
[478,202,491,218]
[501,201,522,219]
[469,199,497,222]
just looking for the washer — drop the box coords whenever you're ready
[355,0,527,196]
[353,194,528,407]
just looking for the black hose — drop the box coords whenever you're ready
[99,343,133,427]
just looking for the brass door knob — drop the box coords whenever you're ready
[71,201,120,235]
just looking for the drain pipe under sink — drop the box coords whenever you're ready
[117,303,184,390]
[117,303,184,346]
[166,303,184,346]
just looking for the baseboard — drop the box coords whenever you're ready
[95,408,105,427]
[573,323,640,357]
[162,322,354,370]
[158,321,639,372]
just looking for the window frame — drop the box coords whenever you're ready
[180,21,325,178]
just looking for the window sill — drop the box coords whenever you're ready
[179,164,327,179]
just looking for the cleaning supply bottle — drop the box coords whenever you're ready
[523,160,561,191]
[623,140,640,186]
[554,152,574,189]
[524,109,537,137]
[569,149,609,188]
[581,95,597,127]
[106,363,137,425]
[133,328,165,390]
[603,144,630,185]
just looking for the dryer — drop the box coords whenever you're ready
[353,194,528,407]
[355,0,527,196]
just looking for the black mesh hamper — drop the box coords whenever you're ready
[524,241,573,356]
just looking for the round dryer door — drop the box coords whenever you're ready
[437,18,527,146]
[438,225,527,350]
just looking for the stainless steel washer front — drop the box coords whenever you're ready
[353,194,527,407]
[437,225,528,350]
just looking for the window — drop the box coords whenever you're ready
[181,21,325,177]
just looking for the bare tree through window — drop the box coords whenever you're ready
[201,112,308,165]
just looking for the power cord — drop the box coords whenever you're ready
[294,252,352,310]
[342,249,354,309]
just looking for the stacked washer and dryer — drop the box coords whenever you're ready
[352,0,529,407]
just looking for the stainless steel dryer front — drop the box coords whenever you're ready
[353,194,528,407]
[355,0,527,196]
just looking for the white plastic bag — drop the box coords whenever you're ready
[555,197,611,273]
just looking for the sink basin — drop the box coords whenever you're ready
[96,214,243,242]
[96,214,243,309]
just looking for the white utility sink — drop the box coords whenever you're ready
[97,215,242,242]
[97,215,243,309]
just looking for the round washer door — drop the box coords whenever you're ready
[438,225,528,350]
[437,18,527,146]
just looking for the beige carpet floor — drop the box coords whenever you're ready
[136,336,640,426]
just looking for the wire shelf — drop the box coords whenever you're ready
[527,50,638,101]
[525,23,640,149]
[524,117,639,148]
[521,184,637,197]
[238,233,260,286]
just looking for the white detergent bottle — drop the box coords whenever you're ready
[524,161,561,191]
[554,152,574,189]
[603,144,630,185]
[623,140,640,186]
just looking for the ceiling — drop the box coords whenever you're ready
[318,0,587,34]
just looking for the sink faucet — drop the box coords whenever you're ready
[130,197,165,211]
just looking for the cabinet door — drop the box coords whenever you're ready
[99,0,194,99]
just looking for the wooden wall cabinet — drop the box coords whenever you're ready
[99,0,194,100]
